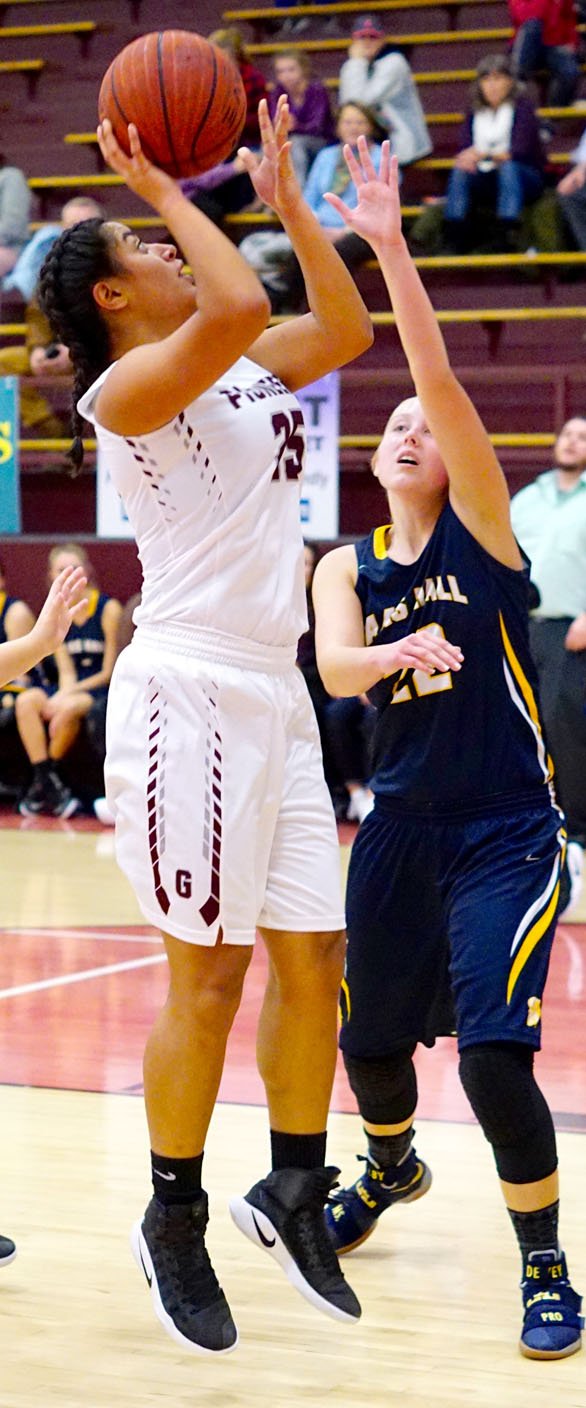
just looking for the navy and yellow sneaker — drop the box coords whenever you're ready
[325,1151,432,1254]
[520,1249,583,1359]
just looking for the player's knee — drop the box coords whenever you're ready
[15,688,43,721]
[343,1047,417,1125]
[296,929,346,992]
[317,928,346,981]
[168,944,251,1021]
[458,1041,557,1181]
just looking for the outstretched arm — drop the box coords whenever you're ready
[324,141,522,569]
[242,98,373,390]
[0,565,87,689]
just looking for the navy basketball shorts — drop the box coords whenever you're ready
[340,800,565,1059]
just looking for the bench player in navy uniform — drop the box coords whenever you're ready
[16,543,121,818]
[0,559,87,1268]
[313,140,583,1360]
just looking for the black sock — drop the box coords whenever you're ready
[270,1130,327,1171]
[366,1126,413,1171]
[508,1200,560,1264]
[33,760,52,781]
[151,1150,204,1207]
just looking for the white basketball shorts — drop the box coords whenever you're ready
[104,630,345,945]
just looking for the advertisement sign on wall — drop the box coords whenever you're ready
[0,377,21,533]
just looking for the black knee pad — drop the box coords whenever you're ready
[458,1042,557,1184]
[343,1047,417,1125]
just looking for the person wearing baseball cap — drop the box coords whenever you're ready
[339,15,431,165]
[351,14,385,39]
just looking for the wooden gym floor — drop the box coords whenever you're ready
[0,814,584,1408]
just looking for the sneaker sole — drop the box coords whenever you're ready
[53,798,80,820]
[333,1163,433,1257]
[520,1335,582,1360]
[130,1222,238,1356]
[0,1248,16,1267]
[228,1195,360,1323]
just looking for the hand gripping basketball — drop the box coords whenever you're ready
[97,119,178,209]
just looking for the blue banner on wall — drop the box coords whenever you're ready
[0,376,20,533]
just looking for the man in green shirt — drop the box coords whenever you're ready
[511,417,586,913]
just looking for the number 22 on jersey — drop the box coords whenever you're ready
[392,622,455,705]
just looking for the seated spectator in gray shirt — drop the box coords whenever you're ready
[0,158,30,278]
[337,14,431,166]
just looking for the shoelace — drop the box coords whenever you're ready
[293,1181,345,1276]
[153,1211,222,1307]
[329,1154,415,1207]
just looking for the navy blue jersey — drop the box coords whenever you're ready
[0,591,16,645]
[354,502,554,815]
[65,588,109,682]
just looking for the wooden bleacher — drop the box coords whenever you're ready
[0,56,43,93]
[243,28,514,57]
[0,20,96,42]
[224,0,498,17]
[5,0,586,533]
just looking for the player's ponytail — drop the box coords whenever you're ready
[38,219,118,476]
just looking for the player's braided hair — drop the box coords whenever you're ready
[38,218,120,475]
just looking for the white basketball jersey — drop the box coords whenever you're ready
[78,355,308,648]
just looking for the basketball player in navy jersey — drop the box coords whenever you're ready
[313,140,582,1359]
[0,559,86,1265]
[36,99,373,1354]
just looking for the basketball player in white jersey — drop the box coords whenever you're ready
[37,98,373,1355]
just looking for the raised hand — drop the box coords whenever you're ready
[323,137,402,254]
[33,565,88,658]
[97,118,178,210]
[237,96,299,216]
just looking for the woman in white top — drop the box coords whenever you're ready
[38,100,372,1355]
[444,52,545,254]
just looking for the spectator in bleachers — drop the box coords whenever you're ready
[556,125,586,246]
[238,101,383,312]
[510,417,586,913]
[509,0,580,108]
[180,152,257,228]
[0,295,70,439]
[443,53,545,254]
[268,51,335,185]
[0,198,105,439]
[337,14,431,167]
[16,543,121,818]
[0,157,30,278]
[208,28,269,148]
[2,196,104,303]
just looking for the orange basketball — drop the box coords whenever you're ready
[98,30,247,179]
